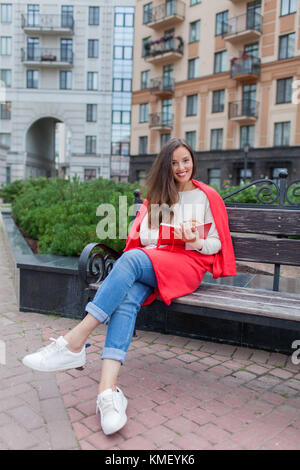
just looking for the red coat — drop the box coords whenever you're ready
[123,180,237,306]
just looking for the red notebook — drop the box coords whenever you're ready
[157,222,212,247]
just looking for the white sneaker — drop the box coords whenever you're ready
[22,336,86,372]
[96,387,128,435]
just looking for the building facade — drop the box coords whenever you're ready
[129,0,300,187]
[0,0,134,183]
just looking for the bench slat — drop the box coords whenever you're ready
[231,236,300,266]
[227,207,300,236]
[172,284,300,322]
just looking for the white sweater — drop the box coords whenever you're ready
[140,188,221,255]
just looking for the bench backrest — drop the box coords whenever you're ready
[226,206,300,267]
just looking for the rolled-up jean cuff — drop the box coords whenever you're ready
[85,302,109,324]
[101,347,126,366]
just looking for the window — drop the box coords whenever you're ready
[162,99,172,125]
[143,2,152,24]
[60,71,72,89]
[0,102,11,120]
[86,136,97,154]
[61,5,73,28]
[185,131,196,150]
[27,37,39,60]
[188,58,199,79]
[163,64,173,89]
[189,20,200,43]
[6,166,11,184]
[186,94,198,116]
[276,77,293,104]
[210,129,223,150]
[280,0,297,16]
[139,136,148,154]
[113,78,131,92]
[239,168,252,185]
[141,70,150,89]
[114,11,134,27]
[244,42,259,59]
[0,133,10,148]
[84,168,97,180]
[142,37,151,57]
[1,3,12,23]
[279,33,295,59]
[114,46,132,60]
[86,104,97,122]
[216,11,228,36]
[240,125,254,148]
[0,37,12,55]
[87,72,98,90]
[89,6,99,25]
[112,110,131,124]
[274,122,290,146]
[191,0,201,5]
[0,69,12,87]
[27,4,39,27]
[208,169,221,189]
[139,103,149,123]
[214,50,227,73]
[61,38,73,63]
[161,133,171,149]
[88,39,99,58]
[26,70,38,88]
[111,141,129,156]
[212,90,225,113]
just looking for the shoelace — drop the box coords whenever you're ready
[38,337,65,358]
[96,390,121,415]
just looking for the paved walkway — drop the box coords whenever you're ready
[0,220,300,450]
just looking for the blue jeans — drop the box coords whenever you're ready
[85,249,158,365]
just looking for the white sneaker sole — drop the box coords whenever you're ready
[22,357,86,372]
[101,397,128,435]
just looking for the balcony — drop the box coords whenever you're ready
[21,48,73,68]
[21,14,74,35]
[149,112,173,131]
[230,54,261,83]
[223,13,262,44]
[145,0,185,30]
[150,77,174,98]
[145,35,183,65]
[228,99,258,123]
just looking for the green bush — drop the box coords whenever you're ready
[10,177,137,256]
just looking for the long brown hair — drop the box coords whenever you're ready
[145,138,197,228]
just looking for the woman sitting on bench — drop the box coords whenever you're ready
[22,137,236,436]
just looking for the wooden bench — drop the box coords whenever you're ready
[78,171,300,355]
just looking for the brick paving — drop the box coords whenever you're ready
[0,218,300,449]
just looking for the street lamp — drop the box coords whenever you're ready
[243,143,250,184]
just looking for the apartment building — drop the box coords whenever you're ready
[129,0,300,187]
[0,0,134,184]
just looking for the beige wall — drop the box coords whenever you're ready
[131,0,300,155]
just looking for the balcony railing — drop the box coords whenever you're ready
[149,112,173,129]
[150,77,174,96]
[21,48,73,65]
[145,0,185,29]
[145,35,183,63]
[21,14,74,32]
[228,99,258,120]
[223,12,262,42]
[230,54,261,80]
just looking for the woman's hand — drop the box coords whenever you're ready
[174,219,201,244]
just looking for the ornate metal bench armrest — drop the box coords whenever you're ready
[78,242,122,287]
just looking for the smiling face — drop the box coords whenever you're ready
[171,146,194,191]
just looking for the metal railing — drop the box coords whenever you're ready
[150,76,174,92]
[228,99,259,119]
[21,48,73,64]
[149,112,173,128]
[230,55,261,78]
[145,35,184,58]
[21,13,74,30]
[223,12,262,37]
[147,0,185,24]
